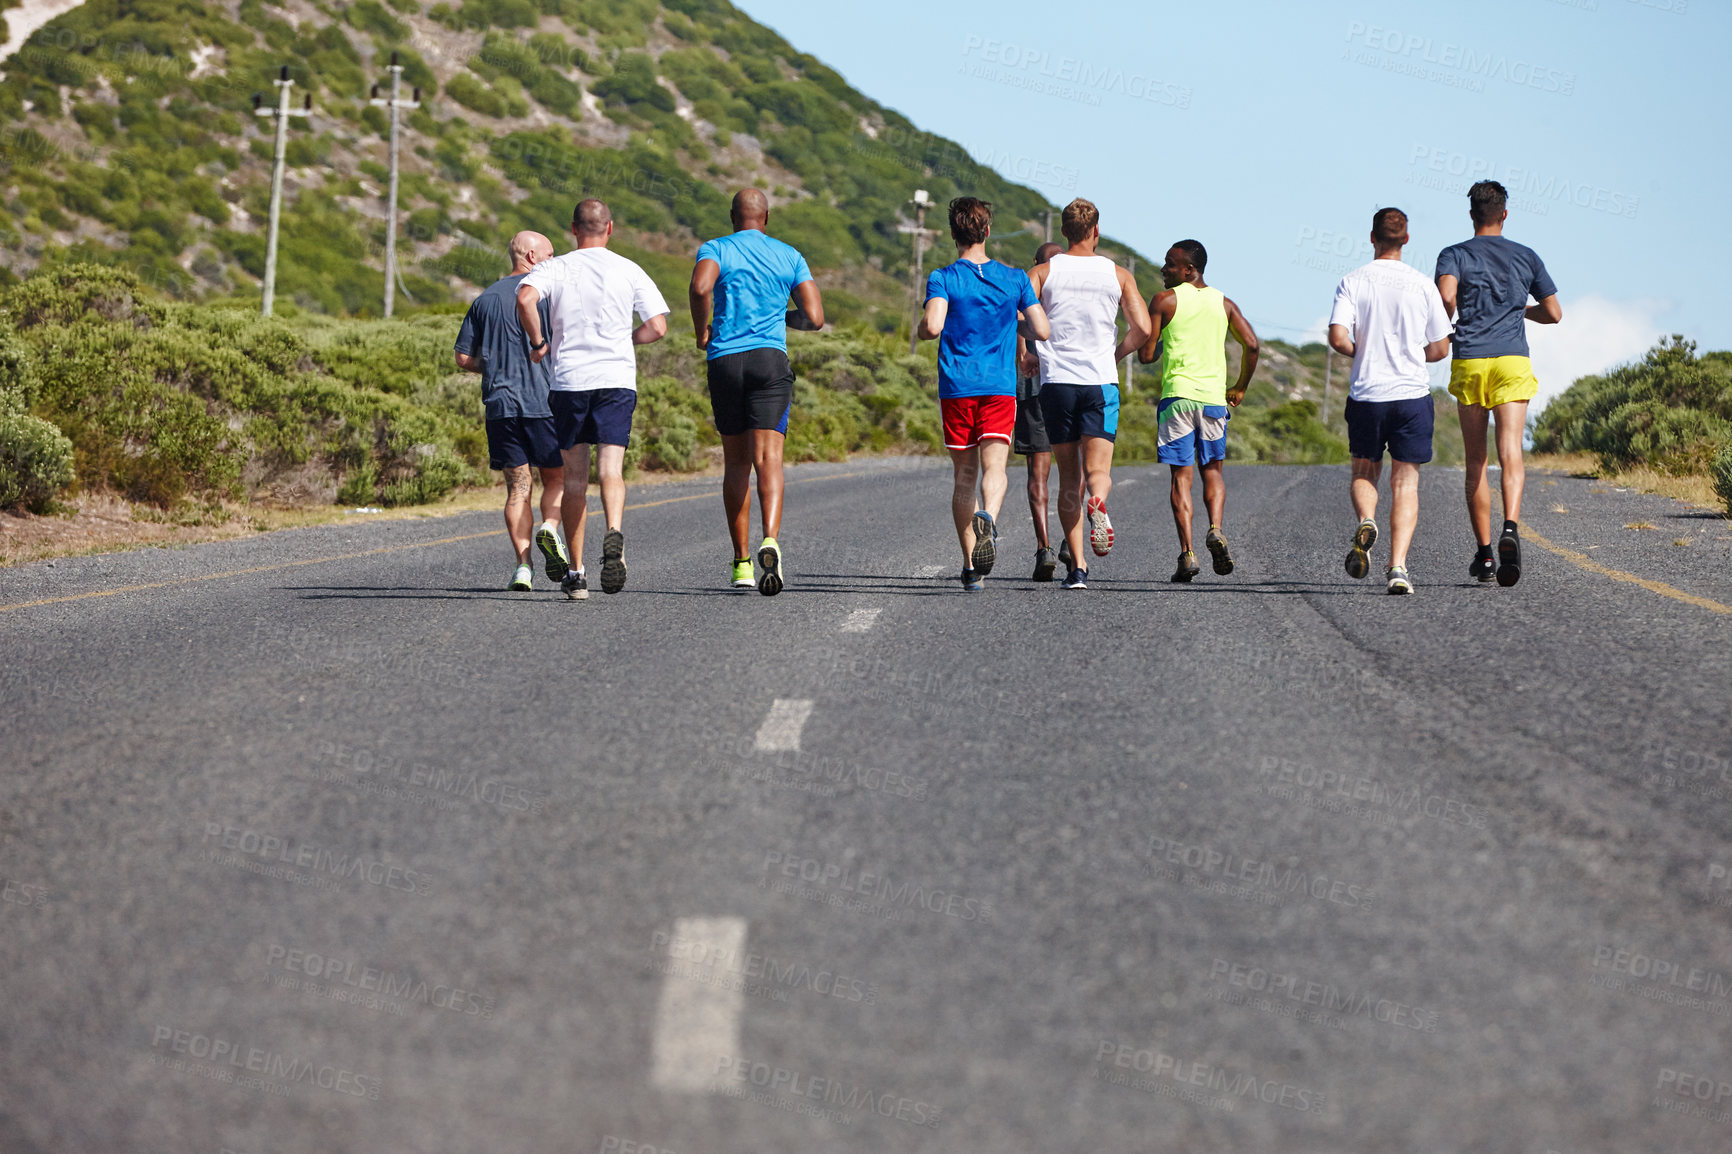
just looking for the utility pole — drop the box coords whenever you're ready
[1322,348,1333,428]
[899,188,934,355]
[371,52,421,318]
[254,67,310,318]
[1044,207,1052,244]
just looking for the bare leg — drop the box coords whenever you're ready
[1492,400,1528,526]
[949,446,981,566]
[537,466,564,528]
[597,443,627,532]
[1082,435,1115,510]
[751,429,785,542]
[978,440,1010,522]
[502,465,534,564]
[720,433,753,559]
[1200,460,1226,531]
[1458,402,1492,546]
[1026,451,1052,549]
[1350,456,1382,525]
[1168,464,1195,554]
[1388,459,1420,570]
[560,444,592,561]
[1052,441,1087,568]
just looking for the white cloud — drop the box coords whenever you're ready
[1527,295,1671,413]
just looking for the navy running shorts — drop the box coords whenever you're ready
[1039,382,1120,445]
[486,415,562,470]
[1345,396,1434,464]
[552,388,637,449]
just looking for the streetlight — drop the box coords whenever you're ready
[370,51,421,319]
[253,65,311,318]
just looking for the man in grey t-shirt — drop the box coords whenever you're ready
[1435,180,1562,588]
[455,231,562,592]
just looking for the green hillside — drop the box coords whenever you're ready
[0,0,1361,519]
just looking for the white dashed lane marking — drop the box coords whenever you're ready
[913,564,948,579]
[840,608,882,633]
[754,699,814,752]
[650,916,747,1091]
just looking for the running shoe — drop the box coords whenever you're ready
[1171,550,1200,583]
[960,567,984,592]
[757,537,783,597]
[1205,526,1234,576]
[1496,525,1522,587]
[561,570,589,600]
[970,510,997,575]
[1345,519,1378,580]
[508,563,533,591]
[534,521,570,582]
[1032,547,1058,582]
[1062,567,1088,589]
[1386,565,1413,595]
[1058,538,1073,570]
[1087,496,1114,556]
[730,558,755,590]
[600,528,627,595]
[1469,549,1497,583]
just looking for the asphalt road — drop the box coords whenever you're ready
[2,458,1729,1154]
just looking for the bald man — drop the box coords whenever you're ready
[455,231,563,592]
[689,189,824,596]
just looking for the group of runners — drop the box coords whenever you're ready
[455,179,1557,597]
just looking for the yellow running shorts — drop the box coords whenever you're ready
[1449,356,1539,408]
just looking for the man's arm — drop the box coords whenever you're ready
[1114,266,1152,362]
[1435,273,1458,318]
[1525,294,1562,324]
[633,313,669,346]
[688,258,720,351]
[1424,337,1451,363]
[515,284,549,364]
[786,279,825,331]
[1326,324,1356,360]
[916,297,948,342]
[455,352,481,372]
[1137,291,1175,363]
[1018,302,1051,343]
[1223,297,1259,407]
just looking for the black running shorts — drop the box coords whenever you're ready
[707,347,795,437]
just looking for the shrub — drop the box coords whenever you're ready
[1712,444,1732,517]
[0,405,76,512]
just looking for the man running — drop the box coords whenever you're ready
[688,189,825,596]
[1327,207,1453,594]
[454,231,561,592]
[918,196,1050,591]
[1435,180,1562,587]
[1138,240,1259,583]
[1016,240,1064,581]
[1029,199,1151,590]
[517,198,669,598]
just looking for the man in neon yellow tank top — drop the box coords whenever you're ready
[1138,240,1260,582]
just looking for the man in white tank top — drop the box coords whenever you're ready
[1027,199,1151,589]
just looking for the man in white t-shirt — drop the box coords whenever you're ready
[1327,207,1452,595]
[517,199,669,597]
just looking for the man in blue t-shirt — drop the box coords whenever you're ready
[918,197,1050,591]
[688,188,825,596]
[1435,179,1562,587]
[454,230,562,592]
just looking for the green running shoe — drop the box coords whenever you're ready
[757,537,784,597]
[730,558,755,590]
[508,563,533,591]
[534,521,571,581]
[1345,519,1377,580]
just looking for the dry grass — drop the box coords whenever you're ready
[1526,453,1726,513]
[1674,538,1693,547]
[1624,521,1660,531]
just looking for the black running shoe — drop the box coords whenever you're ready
[561,571,589,600]
[1496,526,1522,587]
[1058,538,1073,570]
[1205,526,1234,576]
[960,567,984,592]
[970,511,997,575]
[600,529,627,594]
[1032,547,1058,582]
[1469,550,1496,582]
[1171,550,1200,583]
[1345,519,1377,580]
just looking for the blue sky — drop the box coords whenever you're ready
[735,0,1727,406]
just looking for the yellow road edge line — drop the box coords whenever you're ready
[0,470,878,614]
[1522,526,1732,616]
